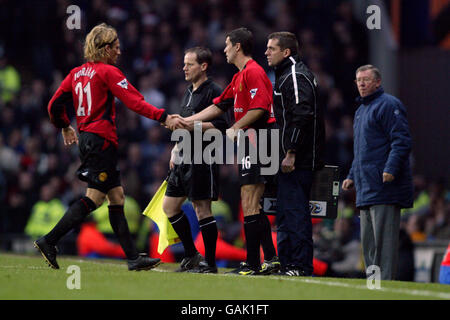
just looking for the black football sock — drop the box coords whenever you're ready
[168,211,197,257]
[259,212,276,261]
[243,214,261,270]
[199,216,218,267]
[45,196,96,246]
[108,205,139,260]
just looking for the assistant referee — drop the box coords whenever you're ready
[163,47,228,273]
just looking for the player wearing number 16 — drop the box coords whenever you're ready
[183,28,279,275]
[34,23,184,271]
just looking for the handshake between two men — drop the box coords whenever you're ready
[163,104,265,142]
[163,111,240,142]
[162,114,193,131]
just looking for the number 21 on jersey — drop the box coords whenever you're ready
[75,81,92,116]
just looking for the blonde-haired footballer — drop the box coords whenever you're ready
[34,23,185,270]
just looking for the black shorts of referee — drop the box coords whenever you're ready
[166,162,219,201]
[76,132,121,194]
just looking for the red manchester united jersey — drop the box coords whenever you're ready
[213,59,275,129]
[48,62,167,147]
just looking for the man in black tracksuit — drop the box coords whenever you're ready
[163,47,228,273]
[265,32,325,276]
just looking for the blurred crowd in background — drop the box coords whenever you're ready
[0,0,449,279]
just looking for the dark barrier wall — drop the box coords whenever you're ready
[398,48,450,185]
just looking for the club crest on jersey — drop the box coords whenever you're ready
[98,172,108,182]
[250,88,258,99]
[117,78,128,89]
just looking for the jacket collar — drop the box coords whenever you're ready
[275,54,300,77]
[189,78,212,93]
[356,87,384,105]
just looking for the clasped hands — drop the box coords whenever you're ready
[163,115,240,142]
[162,114,189,131]
[162,114,201,131]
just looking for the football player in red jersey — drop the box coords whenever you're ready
[183,28,279,275]
[34,23,184,271]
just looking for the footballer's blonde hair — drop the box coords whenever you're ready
[84,23,118,62]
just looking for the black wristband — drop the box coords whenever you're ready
[159,111,168,123]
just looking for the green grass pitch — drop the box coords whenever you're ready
[1,253,449,300]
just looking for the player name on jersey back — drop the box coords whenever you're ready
[74,66,96,81]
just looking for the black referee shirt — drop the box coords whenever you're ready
[180,78,228,132]
[177,78,229,160]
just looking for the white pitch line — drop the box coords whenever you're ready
[150,268,450,299]
[0,265,48,270]
[11,258,450,300]
[263,276,450,300]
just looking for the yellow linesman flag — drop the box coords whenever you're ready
[142,180,180,254]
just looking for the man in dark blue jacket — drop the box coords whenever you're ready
[342,64,413,280]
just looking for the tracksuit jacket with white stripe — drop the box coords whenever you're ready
[272,55,325,171]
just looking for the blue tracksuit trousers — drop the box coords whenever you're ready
[276,169,314,275]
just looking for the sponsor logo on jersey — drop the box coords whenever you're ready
[98,172,108,182]
[250,88,258,99]
[117,78,128,89]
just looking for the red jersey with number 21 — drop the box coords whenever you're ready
[48,62,166,147]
